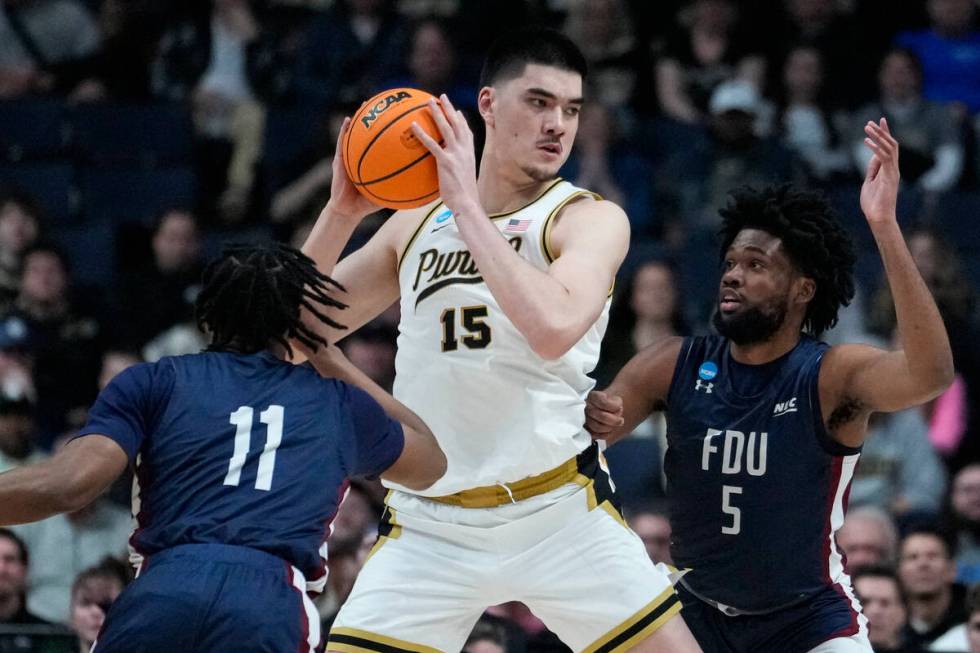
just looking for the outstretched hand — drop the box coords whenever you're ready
[410,94,481,217]
[585,391,625,440]
[324,117,379,222]
[860,118,900,226]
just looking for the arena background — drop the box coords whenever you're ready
[0,0,979,651]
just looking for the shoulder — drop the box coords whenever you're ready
[550,196,630,254]
[388,200,443,256]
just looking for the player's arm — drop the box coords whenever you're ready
[303,344,446,490]
[411,95,629,360]
[820,119,953,448]
[586,337,684,446]
[0,435,127,525]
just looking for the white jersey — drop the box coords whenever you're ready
[389,179,609,496]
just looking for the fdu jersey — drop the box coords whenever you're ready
[77,351,404,591]
[665,335,861,613]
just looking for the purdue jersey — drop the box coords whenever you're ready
[391,179,607,496]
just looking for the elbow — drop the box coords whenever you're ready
[527,320,581,361]
[401,448,447,492]
[916,356,956,402]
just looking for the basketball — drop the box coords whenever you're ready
[343,88,442,210]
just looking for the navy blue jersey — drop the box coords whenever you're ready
[665,335,861,613]
[76,351,404,587]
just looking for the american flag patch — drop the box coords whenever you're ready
[504,218,532,233]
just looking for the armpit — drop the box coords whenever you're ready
[826,395,866,432]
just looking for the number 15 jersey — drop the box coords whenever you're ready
[392,179,608,497]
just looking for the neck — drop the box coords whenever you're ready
[0,592,21,620]
[728,328,802,365]
[477,140,557,214]
[632,320,674,351]
[909,587,952,628]
[876,630,904,650]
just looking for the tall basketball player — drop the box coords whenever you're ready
[303,27,701,653]
[585,121,953,652]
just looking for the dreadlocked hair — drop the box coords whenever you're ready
[718,184,856,335]
[195,242,348,357]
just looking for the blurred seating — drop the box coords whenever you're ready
[49,219,116,288]
[71,103,194,167]
[0,162,75,224]
[80,167,196,224]
[0,99,69,162]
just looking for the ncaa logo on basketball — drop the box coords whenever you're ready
[361,91,413,129]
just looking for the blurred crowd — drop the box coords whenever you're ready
[2,0,980,651]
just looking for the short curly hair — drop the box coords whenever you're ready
[718,185,856,335]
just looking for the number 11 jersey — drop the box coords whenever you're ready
[76,350,405,591]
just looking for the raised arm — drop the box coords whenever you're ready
[411,94,629,360]
[302,343,446,491]
[820,119,954,447]
[586,337,684,446]
[0,435,128,525]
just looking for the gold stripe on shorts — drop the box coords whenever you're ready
[428,455,580,508]
[328,627,443,653]
[582,586,682,653]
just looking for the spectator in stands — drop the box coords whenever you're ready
[967,584,980,653]
[116,210,203,348]
[69,561,126,653]
[654,0,765,125]
[0,528,47,626]
[0,394,41,474]
[595,255,687,388]
[340,324,397,393]
[12,446,130,623]
[870,228,980,471]
[293,0,407,108]
[849,409,947,521]
[898,526,967,649]
[853,565,914,653]
[1,243,103,444]
[627,506,673,565]
[329,481,381,546]
[0,0,102,99]
[768,0,868,109]
[946,465,980,585]
[838,506,900,572]
[851,48,964,194]
[0,189,41,312]
[666,78,795,234]
[775,46,851,182]
[98,349,142,393]
[895,0,980,116]
[463,617,509,653]
[563,0,640,111]
[561,103,657,238]
[383,17,476,111]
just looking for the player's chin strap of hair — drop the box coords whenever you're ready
[496,482,517,504]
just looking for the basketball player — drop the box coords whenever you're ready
[585,121,954,652]
[302,27,701,653]
[0,244,445,652]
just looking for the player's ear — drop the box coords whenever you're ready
[478,87,495,128]
[795,277,816,305]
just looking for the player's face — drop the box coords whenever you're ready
[0,537,26,598]
[898,534,956,596]
[713,229,804,345]
[854,576,906,647]
[482,63,583,181]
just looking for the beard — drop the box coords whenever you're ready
[712,296,789,346]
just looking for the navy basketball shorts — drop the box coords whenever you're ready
[677,582,871,653]
[93,543,321,653]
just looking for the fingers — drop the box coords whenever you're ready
[864,119,899,160]
[333,116,351,172]
[410,120,444,158]
[864,154,882,182]
[426,97,456,146]
[588,391,623,412]
[585,402,625,429]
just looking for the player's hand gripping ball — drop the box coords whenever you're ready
[343,88,443,210]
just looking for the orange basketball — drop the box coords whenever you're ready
[343,88,442,210]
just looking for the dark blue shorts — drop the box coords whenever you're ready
[93,543,321,653]
[678,582,864,653]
